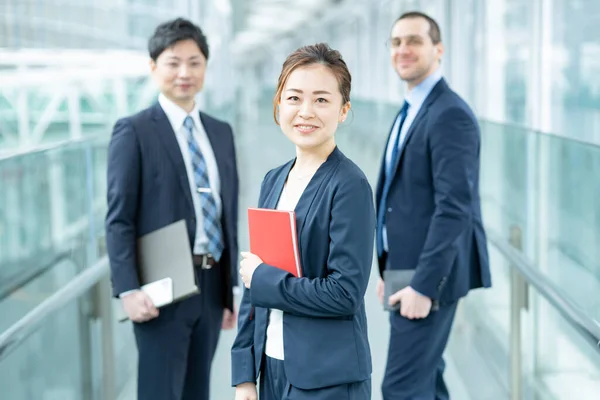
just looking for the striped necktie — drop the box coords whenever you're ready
[183,116,224,261]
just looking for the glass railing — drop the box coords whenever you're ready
[0,137,137,399]
[0,138,110,329]
[478,120,600,316]
[0,257,137,400]
[478,121,600,323]
[466,120,600,399]
[452,227,600,399]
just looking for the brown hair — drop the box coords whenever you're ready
[273,43,351,125]
[395,11,442,44]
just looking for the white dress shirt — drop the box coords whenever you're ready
[158,94,222,255]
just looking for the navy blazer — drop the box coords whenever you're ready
[105,102,239,311]
[376,79,491,303]
[231,147,375,390]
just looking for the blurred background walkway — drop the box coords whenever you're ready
[1,1,600,399]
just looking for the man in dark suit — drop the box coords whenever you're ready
[105,18,239,400]
[375,11,492,399]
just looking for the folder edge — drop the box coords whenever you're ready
[288,211,302,277]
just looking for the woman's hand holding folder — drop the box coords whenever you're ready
[239,251,264,289]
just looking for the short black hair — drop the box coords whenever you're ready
[395,11,441,44]
[148,17,209,61]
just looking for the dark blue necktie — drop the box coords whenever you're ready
[184,116,224,261]
[377,100,410,257]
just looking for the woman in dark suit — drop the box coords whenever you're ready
[231,43,375,400]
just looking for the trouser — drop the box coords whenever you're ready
[133,264,223,400]
[260,355,371,400]
[381,302,458,400]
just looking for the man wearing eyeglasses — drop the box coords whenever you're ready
[374,11,492,399]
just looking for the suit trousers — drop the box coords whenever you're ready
[381,301,458,400]
[260,355,371,400]
[133,263,223,400]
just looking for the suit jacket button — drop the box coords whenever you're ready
[387,207,392,212]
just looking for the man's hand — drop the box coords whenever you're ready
[388,286,432,319]
[222,303,238,330]
[235,382,257,400]
[239,251,263,289]
[376,277,385,305]
[121,290,159,323]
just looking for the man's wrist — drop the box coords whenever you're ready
[409,286,427,298]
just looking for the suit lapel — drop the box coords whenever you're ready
[376,108,404,202]
[389,79,447,179]
[152,103,194,211]
[388,108,428,177]
[295,148,342,238]
[264,161,293,210]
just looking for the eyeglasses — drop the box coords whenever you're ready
[384,36,426,49]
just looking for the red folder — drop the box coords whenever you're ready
[247,208,302,277]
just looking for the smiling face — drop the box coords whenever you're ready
[150,39,206,111]
[389,16,443,89]
[278,63,350,152]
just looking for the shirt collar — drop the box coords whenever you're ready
[158,93,201,132]
[405,68,443,110]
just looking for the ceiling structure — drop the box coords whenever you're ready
[230,0,345,58]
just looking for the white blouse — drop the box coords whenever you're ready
[264,178,306,360]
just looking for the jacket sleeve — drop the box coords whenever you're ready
[410,106,479,299]
[250,176,375,318]
[105,118,141,297]
[231,170,274,386]
[230,287,256,386]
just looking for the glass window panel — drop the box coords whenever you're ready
[549,0,600,142]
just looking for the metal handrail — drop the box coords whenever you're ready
[0,256,109,361]
[486,228,600,350]
[0,250,71,302]
[0,135,108,161]
[480,119,600,150]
